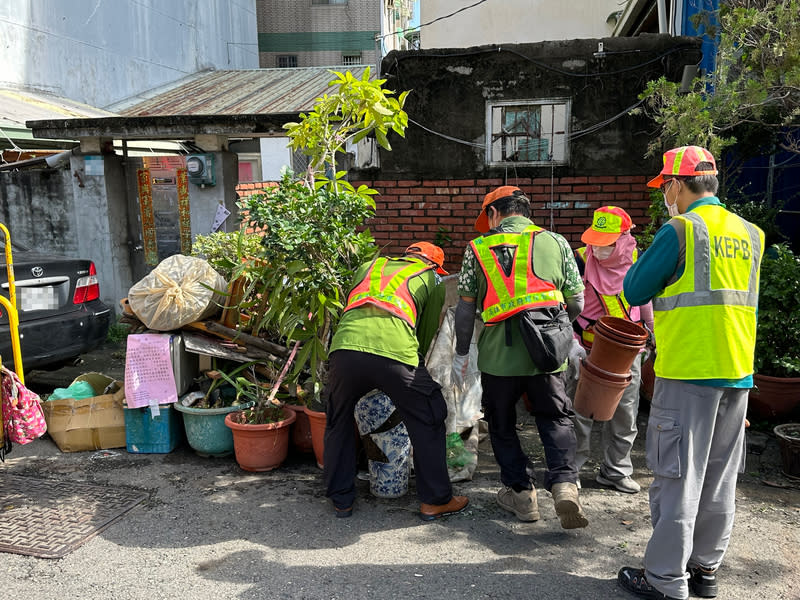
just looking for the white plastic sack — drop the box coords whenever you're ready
[128,255,227,331]
[426,306,484,481]
[426,306,483,433]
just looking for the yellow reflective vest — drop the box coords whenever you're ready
[653,204,764,380]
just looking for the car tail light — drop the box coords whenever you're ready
[73,262,100,304]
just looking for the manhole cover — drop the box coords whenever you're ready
[0,474,146,559]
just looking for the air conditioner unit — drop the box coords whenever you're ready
[186,153,216,186]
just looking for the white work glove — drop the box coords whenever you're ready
[452,353,470,388]
[568,338,587,381]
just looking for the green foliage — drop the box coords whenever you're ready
[283,67,409,182]
[106,320,131,344]
[636,0,800,160]
[238,171,378,399]
[192,230,263,280]
[755,244,800,377]
[726,191,787,246]
[634,188,669,251]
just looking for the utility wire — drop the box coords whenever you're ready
[408,99,645,150]
[375,0,490,41]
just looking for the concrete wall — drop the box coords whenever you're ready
[1,0,259,108]
[0,168,78,256]
[421,0,621,48]
[375,36,702,180]
[0,161,128,310]
[260,138,292,180]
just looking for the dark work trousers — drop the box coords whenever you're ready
[323,349,453,510]
[481,371,578,492]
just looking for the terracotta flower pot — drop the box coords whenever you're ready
[224,406,296,472]
[748,373,800,420]
[573,359,632,421]
[286,403,314,454]
[305,407,327,469]
[587,326,644,375]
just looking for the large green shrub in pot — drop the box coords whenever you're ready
[238,172,378,402]
[233,68,409,407]
[755,244,800,378]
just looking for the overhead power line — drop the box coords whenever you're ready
[375,0,490,41]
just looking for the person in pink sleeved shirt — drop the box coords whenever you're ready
[567,206,654,494]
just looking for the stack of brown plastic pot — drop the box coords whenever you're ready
[573,316,648,421]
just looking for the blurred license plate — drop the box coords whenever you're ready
[18,287,59,311]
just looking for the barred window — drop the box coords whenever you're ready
[486,99,570,165]
[276,55,298,68]
[341,53,362,66]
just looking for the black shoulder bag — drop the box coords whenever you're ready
[518,305,574,373]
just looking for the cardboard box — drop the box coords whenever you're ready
[42,372,126,452]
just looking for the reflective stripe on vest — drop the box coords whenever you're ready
[344,257,433,327]
[470,226,564,324]
[576,246,638,348]
[652,205,764,379]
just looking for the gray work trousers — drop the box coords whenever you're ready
[643,377,748,599]
[568,353,642,478]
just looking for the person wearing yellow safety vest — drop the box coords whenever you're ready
[568,206,654,495]
[323,241,468,521]
[452,186,589,530]
[617,146,764,600]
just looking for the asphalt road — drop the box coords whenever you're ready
[3,343,798,600]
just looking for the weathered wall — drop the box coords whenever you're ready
[0,168,78,255]
[2,0,258,109]
[373,35,702,180]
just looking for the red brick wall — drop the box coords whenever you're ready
[355,176,653,274]
[237,176,653,274]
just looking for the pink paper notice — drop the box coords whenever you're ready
[124,334,178,409]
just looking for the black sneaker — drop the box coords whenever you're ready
[617,567,681,600]
[688,566,718,597]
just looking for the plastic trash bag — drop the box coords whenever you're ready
[48,380,96,401]
[128,255,227,331]
[426,306,483,481]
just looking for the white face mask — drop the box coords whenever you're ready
[592,245,615,260]
[662,180,680,217]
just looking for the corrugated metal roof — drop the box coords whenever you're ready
[119,66,373,117]
[0,89,118,126]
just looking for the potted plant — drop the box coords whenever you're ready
[223,353,299,472]
[174,361,258,457]
[231,68,409,466]
[750,243,800,419]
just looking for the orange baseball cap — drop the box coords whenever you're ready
[647,145,718,188]
[405,241,449,275]
[581,206,633,246]
[475,185,526,233]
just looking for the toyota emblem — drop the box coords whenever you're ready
[31,266,44,277]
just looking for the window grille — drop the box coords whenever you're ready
[341,53,362,66]
[277,55,298,68]
[486,99,570,165]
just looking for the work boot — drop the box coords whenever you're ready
[551,482,589,529]
[496,486,540,522]
[688,565,718,598]
[419,495,469,521]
